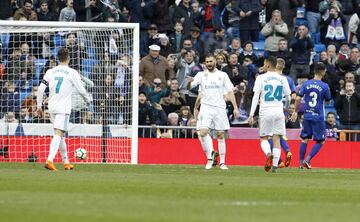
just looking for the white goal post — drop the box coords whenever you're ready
[0,20,139,164]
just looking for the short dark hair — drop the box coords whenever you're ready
[314,62,326,74]
[265,56,277,68]
[24,0,33,5]
[205,53,216,60]
[327,112,336,117]
[57,47,69,62]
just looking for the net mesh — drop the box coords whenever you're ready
[0,22,137,164]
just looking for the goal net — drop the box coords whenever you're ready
[0,21,139,164]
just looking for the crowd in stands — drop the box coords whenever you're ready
[1,0,360,140]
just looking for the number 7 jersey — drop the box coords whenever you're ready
[253,71,291,116]
[299,79,331,121]
[43,64,89,114]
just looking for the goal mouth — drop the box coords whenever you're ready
[0,21,139,164]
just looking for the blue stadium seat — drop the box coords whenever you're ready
[253,41,265,56]
[314,32,321,44]
[258,32,265,41]
[314,44,326,53]
[82,59,98,78]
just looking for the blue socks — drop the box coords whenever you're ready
[305,143,323,163]
[269,137,290,153]
[280,137,290,153]
[299,142,307,162]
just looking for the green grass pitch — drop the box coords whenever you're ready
[1,163,360,222]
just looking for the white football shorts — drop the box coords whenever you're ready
[259,112,285,137]
[50,113,70,132]
[197,104,230,131]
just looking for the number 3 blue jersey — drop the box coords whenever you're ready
[299,79,331,121]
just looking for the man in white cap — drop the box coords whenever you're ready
[140,44,174,88]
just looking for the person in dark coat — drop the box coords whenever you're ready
[124,0,153,32]
[221,53,248,87]
[152,0,172,33]
[173,0,194,36]
[37,0,58,21]
[238,0,262,42]
[0,0,13,20]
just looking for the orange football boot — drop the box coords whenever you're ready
[285,152,293,167]
[64,163,74,170]
[264,153,273,172]
[44,160,57,171]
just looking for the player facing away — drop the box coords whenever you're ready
[291,62,331,169]
[248,56,291,172]
[268,58,296,168]
[188,54,239,170]
[36,47,90,171]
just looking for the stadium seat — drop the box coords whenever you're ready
[258,32,265,41]
[253,41,265,56]
[314,44,326,53]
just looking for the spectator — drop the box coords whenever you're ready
[33,32,55,59]
[83,111,95,124]
[325,111,339,139]
[322,6,346,48]
[152,0,171,33]
[0,81,20,116]
[303,0,322,41]
[266,0,299,38]
[173,0,194,36]
[348,10,360,45]
[222,53,247,87]
[215,52,228,70]
[85,0,103,22]
[70,73,93,124]
[238,0,262,42]
[231,81,252,126]
[159,78,186,115]
[5,112,19,123]
[334,81,360,130]
[140,44,173,88]
[14,0,38,21]
[261,10,289,56]
[65,32,88,71]
[338,42,351,61]
[349,47,360,71]
[147,78,169,103]
[200,0,224,41]
[285,104,301,128]
[319,0,342,42]
[205,28,228,54]
[37,0,58,21]
[93,74,120,125]
[140,24,159,58]
[188,27,205,61]
[124,0,153,33]
[0,0,14,20]
[158,34,173,58]
[138,91,156,138]
[289,25,314,81]
[222,0,241,39]
[158,112,181,138]
[152,101,168,126]
[243,55,258,91]
[327,44,338,65]
[59,0,76,21]
[139,75,150,96]
[72,0,86,22]
[176,49,197,103]
[275,38,291,74]
[227,37,242,56]
[19,107,32,123]
[238,41,258,65]
[169,21,185,54]
[191,1,202,28]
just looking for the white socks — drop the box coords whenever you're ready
[59,138,69,164]
[272,147,281,167]
[200,134,214,159]
[218,138,226,164]
[47,135,61,162]
[260,140,271,156]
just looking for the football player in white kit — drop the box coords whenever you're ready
[36,48,90,171]
[188,54,239,170]
[248,56,291,172]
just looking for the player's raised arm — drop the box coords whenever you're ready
[71,71,91,104]
[187,71,202,90]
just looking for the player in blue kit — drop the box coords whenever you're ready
[291,62,331,169]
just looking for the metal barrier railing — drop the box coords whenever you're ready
[339,130,360,141]
[138,125,198,139]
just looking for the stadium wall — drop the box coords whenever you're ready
[0,136,359,169]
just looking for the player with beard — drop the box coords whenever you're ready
[188,54,239,170]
